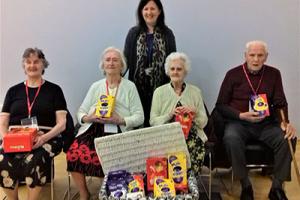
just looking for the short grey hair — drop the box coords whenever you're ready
[164,52,191,76]
[245,40,268,53]
[99,46,127,75]
[22,47,49,75]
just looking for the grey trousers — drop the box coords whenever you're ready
[223,120,295,181]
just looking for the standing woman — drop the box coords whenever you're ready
[150,52,208,176]
[124,0,176,127]
[66,47,144,200]
[0,48,67,200]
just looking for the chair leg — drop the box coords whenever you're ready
[64,172,71,200]
[215,168,231,195]
[231,168,234,193]
[198,151,212,200]
[208,151,212,200]
[63,172,71,200]
[68,173,71,200]
[198,172,209,198]
[51,159,54,200]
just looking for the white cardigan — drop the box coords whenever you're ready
[76,78,144,137]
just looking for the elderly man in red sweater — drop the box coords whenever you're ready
[216,40,297,200]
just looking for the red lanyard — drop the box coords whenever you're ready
[25,80,42,118]
[105,79,120,97]
[242,64,265,96]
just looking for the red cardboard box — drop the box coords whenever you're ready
[146,157,168,191]
[3,128,37,153]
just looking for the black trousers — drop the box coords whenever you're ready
[223,120,296,181]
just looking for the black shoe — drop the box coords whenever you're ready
[268,188,288,200]
[240,186,254,200]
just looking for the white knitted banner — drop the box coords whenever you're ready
[94,122,191,175]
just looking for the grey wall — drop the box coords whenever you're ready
[1,0,299,134]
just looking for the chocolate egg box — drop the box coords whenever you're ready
[99,170,199,200]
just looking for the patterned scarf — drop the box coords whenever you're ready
[135,28,166,93]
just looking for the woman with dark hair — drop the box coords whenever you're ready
[0,48,67,200]
[124,0,176,127]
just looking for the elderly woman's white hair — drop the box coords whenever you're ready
[99,46,127,75]
[245,40,268,53]
[164,52,191,76]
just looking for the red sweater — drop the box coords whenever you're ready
[216,63,288,121]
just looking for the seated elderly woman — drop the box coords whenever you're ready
[150,52,208,176]
[0,48,67,200]
[66,47,144,200]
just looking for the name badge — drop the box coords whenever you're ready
[104,123,118,134]
[21,116,39,130]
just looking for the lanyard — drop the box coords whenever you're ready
[242,64,265,96]
[25,80,42,118]
[105,79,120,97]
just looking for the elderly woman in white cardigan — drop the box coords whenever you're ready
[66,47,144,200]
[150,52,208,176]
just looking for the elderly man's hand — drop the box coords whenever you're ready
[239,111,265,123]
[281,123,297,140]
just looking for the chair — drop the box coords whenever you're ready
[63,122,80,200]
[47,158,55,200]
[199,142,213,200]
[198,104,216,200]
[245,139,274,169]
[203,108,274,193]
[2,110,74,200]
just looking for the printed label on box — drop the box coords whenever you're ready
[3,128,37,153]
[249,93,270,117]
[95,94,115,118]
